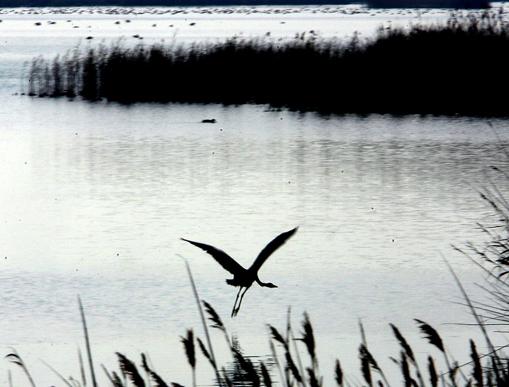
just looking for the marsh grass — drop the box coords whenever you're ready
[6,153,509,386]
[6,242,509,386]
[26,10,509,115]
[92,253,509,387]
[5,282,509,387]
[81,305,508,387]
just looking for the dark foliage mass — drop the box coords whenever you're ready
[27,11,509,116]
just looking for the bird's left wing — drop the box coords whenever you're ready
[181,238,246,275]
[248,227,298,273]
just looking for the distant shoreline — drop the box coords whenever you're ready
[0,0,491,8]
[25,11,509,116]
[0,0,359,7]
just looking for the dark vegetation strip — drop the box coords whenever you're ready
[26,10,509,115]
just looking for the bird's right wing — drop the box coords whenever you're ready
[181,238,245,275]
[249,227,298,273]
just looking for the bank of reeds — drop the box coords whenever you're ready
[7,297,509,387]
[454,159,509,334]
[8,251,509,387]
[6,248,509,386]
[25,10,509,115]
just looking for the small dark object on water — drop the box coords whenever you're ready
[34,22,41,26]
[201,118,216,123]
[190,22,196,26]
[86,36,93,40]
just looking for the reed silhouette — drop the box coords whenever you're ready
[26,10,509,116]
[181,227,298,317]
[6,169,509,386]
[8,301,509,387]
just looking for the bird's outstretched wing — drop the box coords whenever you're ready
[181,238,246,275]
[249,227,298,273]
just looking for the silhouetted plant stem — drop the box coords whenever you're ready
[78,296,98,387]
[5,350,36,387]
[390,324,425,387]
[286,310,307,387]
[291,329,307,387]
[101,364,115,386]
[78,347,87,387]
[41,360,73,387]
[444,258,497,356]
[179,255,223,387]
[203,300,232,350]
[334,360,343,387]
[269,338,287,387]
[359,320,368,347]
[181,330,197,387]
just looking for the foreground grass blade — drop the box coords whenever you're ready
[78,347,87,387]
[180,329,196,387]
[78,296,98,387]
[444,257,496,355]
[5,351,36,387]
[178,254,222,387]
[116,353,145,387]
[41,359,73,387]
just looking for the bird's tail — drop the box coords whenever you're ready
[226,278,236,286]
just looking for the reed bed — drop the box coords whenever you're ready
[9,245,509,387]
[6,298,509,387]
[26,10,509,115]
[6,236,509,386]
[5,151,509,386]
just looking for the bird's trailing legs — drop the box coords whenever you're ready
[232,287,250,317]
[231,287,244,317]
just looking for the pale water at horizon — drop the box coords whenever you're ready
[0,6,509,386]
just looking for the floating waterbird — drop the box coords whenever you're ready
[181,227,298,317]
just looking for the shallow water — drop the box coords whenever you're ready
[1,5,509,386]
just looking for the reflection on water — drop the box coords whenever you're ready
[216,339,273,387]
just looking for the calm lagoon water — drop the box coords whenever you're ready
[1,5,509,386]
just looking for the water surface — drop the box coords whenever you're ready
[0,6,508,386]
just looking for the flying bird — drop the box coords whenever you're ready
[181,227,298,317]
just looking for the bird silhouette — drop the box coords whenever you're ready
[181,227,298,317]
